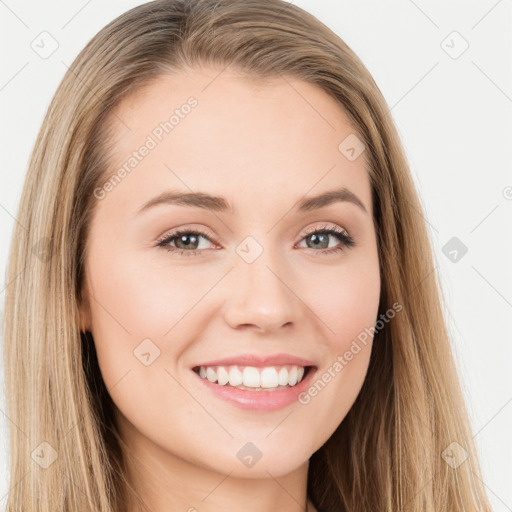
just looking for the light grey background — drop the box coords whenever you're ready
[1,1,511,510]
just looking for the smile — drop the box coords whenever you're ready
[192,364,317,411]
[193,364,309,391]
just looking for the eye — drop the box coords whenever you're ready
[156,224,356,257]
[156,228,217,257]
[296,224,356,256]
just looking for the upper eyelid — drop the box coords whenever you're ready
[156,226,215,244]
[302,224,349,236]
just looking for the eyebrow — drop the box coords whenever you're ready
[135,187,368,216]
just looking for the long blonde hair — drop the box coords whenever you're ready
[3,0,492,510]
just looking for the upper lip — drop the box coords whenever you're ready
[192,353,316,369]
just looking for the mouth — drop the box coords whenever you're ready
[192,364,315,391]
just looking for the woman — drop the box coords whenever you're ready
[2,0,492,510]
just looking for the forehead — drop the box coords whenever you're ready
[99,67,372,218]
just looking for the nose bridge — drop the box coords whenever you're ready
[223,239,301,331]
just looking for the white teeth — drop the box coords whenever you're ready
[260,367,279,388]
[242,367,260,387]
[228,366,243,386]
[288,366,298,386]
[278,367,289,386]
[206,367,217,383]
[196,364,308,390]
[217,366,229,386]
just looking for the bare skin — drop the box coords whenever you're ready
[79,66,381,512]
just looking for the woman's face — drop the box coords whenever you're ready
[80,67,380,480]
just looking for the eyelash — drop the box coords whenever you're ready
[156,224,356,258]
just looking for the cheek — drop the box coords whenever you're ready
[85,252,207,391]
[313,258,381,350]
[87,251,206,337]
[86,255,200,429]
[300,254,380,419]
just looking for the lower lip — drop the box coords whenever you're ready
[192,367,317,411]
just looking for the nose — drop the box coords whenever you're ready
[222,250,303,334]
